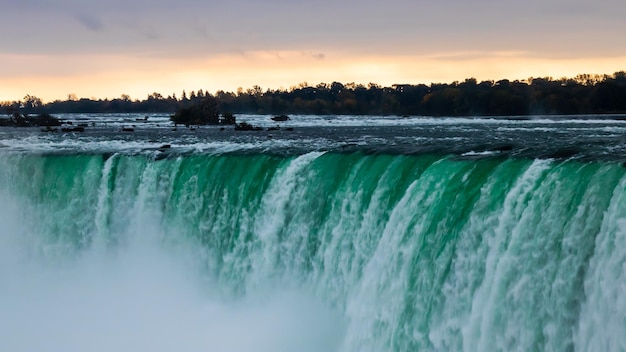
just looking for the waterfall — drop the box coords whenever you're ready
[0,152,624,351]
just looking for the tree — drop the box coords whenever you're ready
[170,95,223,125]
[147,92,163,100]
[22,94,43,113]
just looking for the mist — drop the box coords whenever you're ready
[0,193,345,352]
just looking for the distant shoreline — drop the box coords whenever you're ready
[2,72,625,117]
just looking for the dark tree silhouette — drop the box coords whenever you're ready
[3,71,626,118]
[170,95,225,125]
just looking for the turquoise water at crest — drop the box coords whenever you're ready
[1,116,626,351]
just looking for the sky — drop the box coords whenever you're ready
[1,0,625,102]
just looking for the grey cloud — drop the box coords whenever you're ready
[1,0,625,60]
[308,53,325,60]
[74,14,105,32]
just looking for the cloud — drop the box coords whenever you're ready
[3,0,625,60]
[311,53,326,60]
[74,13,105,32]
[425,51,531,62]
[298,52,326,60]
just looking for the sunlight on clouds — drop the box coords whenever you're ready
[0,50,624,102]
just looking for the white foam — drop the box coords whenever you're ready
[0,165,345,352]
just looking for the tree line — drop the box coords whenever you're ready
[2,72,626,117]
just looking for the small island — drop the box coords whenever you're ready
[0,111,61,128]
[170,96,236,126]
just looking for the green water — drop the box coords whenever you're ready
[0,152,625,351]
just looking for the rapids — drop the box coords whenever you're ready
[1,115,626,351]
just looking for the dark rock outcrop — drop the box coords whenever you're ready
[271,114,290,122]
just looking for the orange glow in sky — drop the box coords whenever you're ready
[1,1,625,103]
[1,51,625,103]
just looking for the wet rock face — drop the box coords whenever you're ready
[0,113,62,127]
[271,115,290,122]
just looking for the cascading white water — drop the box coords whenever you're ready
[0,154,345,352]
[575,175,626,351]
[1,151,625,352]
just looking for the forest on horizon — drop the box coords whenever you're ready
[2,71,626,117]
